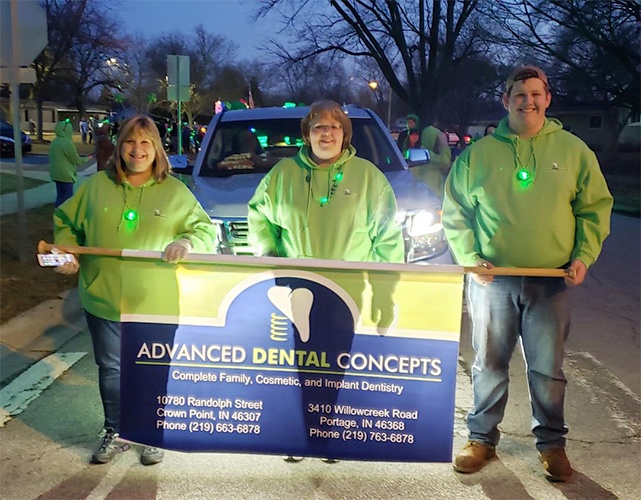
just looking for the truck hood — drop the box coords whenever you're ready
[190,169,441,220]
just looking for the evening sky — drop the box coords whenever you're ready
[118,0,276,60]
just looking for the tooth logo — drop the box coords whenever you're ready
[267,286,314,342]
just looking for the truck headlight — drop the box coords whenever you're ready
[395,209,446,262]
[396,209,443,236]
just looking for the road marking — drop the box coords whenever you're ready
[567,350,641,438]
[0,351,87,427]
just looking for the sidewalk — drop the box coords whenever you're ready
[0,159,97,216]
[0,158,95,384]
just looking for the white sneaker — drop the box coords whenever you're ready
[282,455,304,462]
[141,446,164,466]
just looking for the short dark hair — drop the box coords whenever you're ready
[301,100,352,150]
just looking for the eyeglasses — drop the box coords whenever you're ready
[311,124,342,133]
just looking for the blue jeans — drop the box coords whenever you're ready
[54,181,74,207]
[85,312,121,432]
[466,275,570,451]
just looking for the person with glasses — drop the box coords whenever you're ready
[248,100,404,464]
[248,100,403,263]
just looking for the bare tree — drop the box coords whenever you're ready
[256,0,486,125]
[119,34,157,114]
[142,28,238,125]
[29,0,126,136]
[63,6,128,119]
[31,0,87,140]
[485,0,640,120]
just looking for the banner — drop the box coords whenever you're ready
[119,256,464,462]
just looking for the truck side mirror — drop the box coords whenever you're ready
[405,148,431,167]
[169,154,193,175]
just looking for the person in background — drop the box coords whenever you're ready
[443,65,613,482]
[417,119,451,198]
[484,123,497,136]
[94,120,115,171]
[248,99,404,263]
[87,117,95,144]
[52,114,216,466]
[49,119,83,207]
[169,120,178,153]
[79,117,88,144]
[401,127,421,156]
[181,121,192,155]
[396,113,419,151]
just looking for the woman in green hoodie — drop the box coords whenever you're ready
[49,119,83,206]
[248,100,404,263]
[52,114,216,467]
[248,101,404,463]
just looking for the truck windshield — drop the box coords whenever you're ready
[198,117,405,177]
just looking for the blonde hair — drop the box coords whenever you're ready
[301,100,352,151]
[107,115,170,184]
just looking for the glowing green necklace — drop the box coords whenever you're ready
[319,165,344,207]
[119,184,142,231]
[515,141,536,184]
[516,168,531,182]
[123,207,138,221]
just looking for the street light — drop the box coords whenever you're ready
[368,80,392,130]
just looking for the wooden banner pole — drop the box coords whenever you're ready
[463,266,573,278]
[38,241,574,278]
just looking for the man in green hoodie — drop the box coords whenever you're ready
[443,66,613,482]
[417,120,451,198]
[49,120,83,207]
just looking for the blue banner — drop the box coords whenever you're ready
[119,258,464,462]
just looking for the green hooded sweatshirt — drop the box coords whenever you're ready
[247,145,404,263]
[54,171,217,321]
[416,125,452,197]
[442,117,613,269]
[49,121,82,183]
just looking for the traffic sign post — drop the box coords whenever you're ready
[0,0,48,66]
[2,0,48,262]
[167,55,190,155]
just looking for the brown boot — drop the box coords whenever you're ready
[539,447,573,482]
[453,440,496,473]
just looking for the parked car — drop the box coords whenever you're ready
[171,105,448,264]
[0,120,32,157]
[445,130,460,146]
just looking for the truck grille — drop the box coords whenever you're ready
[218,219,253,255]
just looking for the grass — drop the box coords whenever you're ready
[0,203,78,324]
[29,133,95,157]
[605,174,640,216]
[0,173,49,194]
